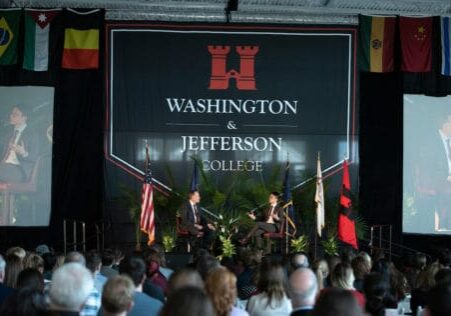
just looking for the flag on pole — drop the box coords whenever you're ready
[23,9,60,71]
[140,145,155,246]
[441,16,451,76]
[190,159,199,192]
[399,16,433,72]
[315,153,325,237]
[338,159,358,249]
[0,9,21,65]
[358,15,396,73]
[282,160,297,235]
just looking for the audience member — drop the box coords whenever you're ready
[85,250,107,295]
[119,255,163,316]
[312,287,363,316]
[0,287,47,316]
[424,282,451,316]
[100,275,135,316]
[363,273,397,316]
[159,286,215,316]
[167,268,203,296]
[196,254,220,280]
[42,252,57,280]
[4,254,23,288]
[143,251,168,294]
[17,268,44,292]
[289,268,318,316]
[312,260,329,291]
[205,266,248,316]
[148,244,174,279]
[237,249,262,299]
[0,254,14,306]
[351,256,370,292]
[23,252,45,274]
[100,249,119,279]
[330,262,365,308]
[290,253,310,272]
[5,247,26,261]
[411,262,440,315]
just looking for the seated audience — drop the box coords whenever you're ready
[100,275,135,316]
[424,282,451,316]
[159,286,215,316]
[330,262,365,308]
[167,268,203,296]
[148,244,174,279]
[0,287,47,316]
[289,268,318,316]
[119,256,163,316]
[17,268,44,292]
[85,250,107,295]
[363,273,397,316]
[0,254,14,306]
[351,256,370,292]
[144,252,168,294]
[5,247,26,261]
[48,262,94,316]
[237,249,262,299]
[312,260,329,291]
[411,262,440,315]
[23,252,45,274]
[290,253,310,273]
[42,252,57,280]
[4,255,23,289]
[205,266,248,316]
[312,287,363,316]
[100,249,119,279]
[247,262,292,316]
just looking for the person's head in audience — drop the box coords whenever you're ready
[112,248,124,267]
[352,256,370,281]
[0,287,47,316]
[363,272,396,316]
[327,256,341,276]
[341,248,357,264]
[358,251,372,270]
[48,262,93,312]
[205,267,237,316]
[416,263,439,290]
[101,275,135,316]
[312,259,329,290]
[196,254,220,280]
[65,251,86,265]
[17,268,44,292]
[0,255,5,283]
[149,244,169,268]
[119,256,146,291]
[35,244,50,257]
[159,286,215,316]
[438,249,451,268]
[371,259,390,283]
[102,249,115,268]
[167,268,203,296]
[424,282,451,316]
[289,267,318,310]
[85,250,102,275]
[414,253,427,271]
[291,252,310,271]
[42,252,57,273]
[258,262,287,307]
[312,287,363,316]
[331,262,355,290]
[23,253,44,274]
[53,253,65,271]
[6,247,26,261]
[434,268,451,285]
[5,254,23,288]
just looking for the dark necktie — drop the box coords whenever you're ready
[193,204,200,224]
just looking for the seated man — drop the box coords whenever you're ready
[180,190,215,250]
[240,191,284,249]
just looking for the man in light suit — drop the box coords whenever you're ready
[0,106,38,183]
[180,190,215,250]
[240,191,284,249]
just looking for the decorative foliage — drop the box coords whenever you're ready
[290,235,310,253]
[321,235,339,257]
[218,235,236,261]
[162,235,175,252]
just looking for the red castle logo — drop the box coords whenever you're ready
[208,45,259,90]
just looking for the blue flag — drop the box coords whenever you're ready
[190,159,199,191]
[282,161,295,223]
[441,17,451,76]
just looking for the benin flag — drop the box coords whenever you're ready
[358,15,396,73]
[23,9,60,71]
[62,28,99,69]
[0,9,21,65]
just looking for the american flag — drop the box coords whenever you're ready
[140,145,155,245]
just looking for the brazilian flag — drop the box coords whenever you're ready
[0,9,21,65]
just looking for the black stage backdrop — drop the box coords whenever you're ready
[0,9,105,250]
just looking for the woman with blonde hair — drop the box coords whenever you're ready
[205,266,248,316]
[330,262,365,309]
[312,259,329,290]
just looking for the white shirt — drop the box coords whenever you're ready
[247,292,292,316]
[190,201,198,224]
[266,204,277,224]
[5,123,27,165]
[439,130,451,175]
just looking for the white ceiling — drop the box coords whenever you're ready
[8,0,451,23]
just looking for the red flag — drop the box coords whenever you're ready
[399,16,433,72]
[140,146,155,245]
[338,160,358,249]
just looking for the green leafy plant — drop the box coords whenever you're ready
[290,235,310,253]
[218,235,236,261]
[321,235,339,256]
[162,235,175,252]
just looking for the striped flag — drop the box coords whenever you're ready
[0,9,21,65]
[23,9,60,71]
[441,16,451,76]
[358,15,396,73]
[314,153,325,237]
[140,145,155,245]
[338,160,358,249]
[190,158,199,192]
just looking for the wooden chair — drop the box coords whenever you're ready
[263,218,286,254]
[0,156,42,225]
[176,215,191,252]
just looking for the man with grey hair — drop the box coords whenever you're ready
[291,253,310,271]
[0,255,13,305]
[48,262,93,315]
[289,268,318,316]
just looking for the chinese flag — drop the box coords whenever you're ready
[399,16,433,72]
[338,160,358,250]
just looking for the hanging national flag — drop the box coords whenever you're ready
[314,153,325,237]
[358,15,396,73]
[23,9,61,71]
[338,159,358,249]
[190,159,199,192]
[282,160,296,235]
[0,9,21,65]
[399,16,433,72]
[62,9,103,69]
[140,145,155,246]
[441,16,451,76]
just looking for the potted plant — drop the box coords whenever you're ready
[321,235,339,257]
[290,235,310,253]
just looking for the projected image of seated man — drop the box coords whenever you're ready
[0,106,37,183]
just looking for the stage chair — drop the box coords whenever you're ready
[0,156,42,225]
[263,218,286,254]
[176,215,191,252]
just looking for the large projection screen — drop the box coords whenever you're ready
[0,86,54,226]
[403,94,451,235]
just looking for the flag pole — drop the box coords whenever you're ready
[314,151,320,260]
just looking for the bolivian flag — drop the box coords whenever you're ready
[358,15,396,73]
[62,28,99,69]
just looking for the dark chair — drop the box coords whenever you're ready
[263,218,286,254]
[176,215,191,252]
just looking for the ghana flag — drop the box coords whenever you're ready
[358,15,396,73]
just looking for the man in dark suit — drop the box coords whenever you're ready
[0,105,38,183]
[240,191,284,249]
[289,268,317,316]
[180,190,215,249]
